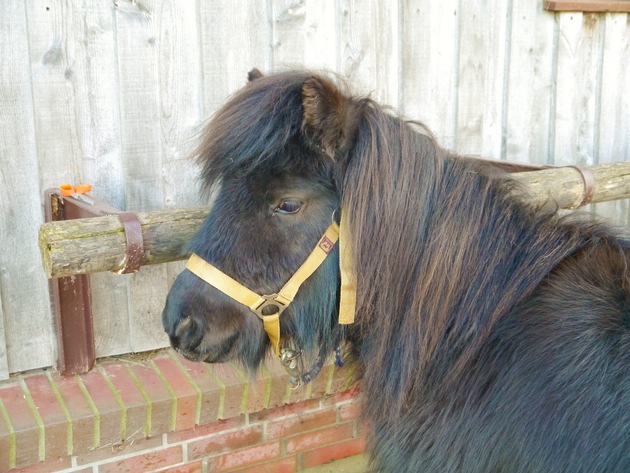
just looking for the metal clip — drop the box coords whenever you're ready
[280,347,302,384]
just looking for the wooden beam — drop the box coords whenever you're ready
[39,162,630,279]
[543,0,630,13]
[39,207,209,278]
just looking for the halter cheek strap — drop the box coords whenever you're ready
[186,221,353,357]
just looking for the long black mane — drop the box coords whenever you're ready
[185,70,630,472]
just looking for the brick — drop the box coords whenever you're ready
[48,373,96,454]
[309,363,334,399]
[356,419,371,437]
[230,456,297,473]
[328,362,359,395]
[267,407,337,440]
[8,456,72,473]
[204,441,281,473]
[153,357,199,431]
[0,384,41,468]
[286,422,354,454]
[0,405,13,472]
[322,386,361,407]
[75,432,162,465]
[167,416,244,444]
[338,399,362,422]
[154,459,203,473]
[210,364,247,419]
[187,425,264,460]
[249,398,320,424]
[283,380,312,406]
[126,363,173,436]
[244,370,269,414]
[99,445,183,473]
[100,364,148,441]
[79,369,124,448]
[169,355,222,425]
[20,374,69,462]
[300,437,367,469]
[263,359,291,409]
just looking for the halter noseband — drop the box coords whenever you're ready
[185,216,356,366]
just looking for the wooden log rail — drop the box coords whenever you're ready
[39,162,630,279]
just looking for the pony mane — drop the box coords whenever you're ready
[194,71,331,192]
[341,100,607,425]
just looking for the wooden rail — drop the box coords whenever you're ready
[39,162,630,279]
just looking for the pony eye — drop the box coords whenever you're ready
[275,199,302,215]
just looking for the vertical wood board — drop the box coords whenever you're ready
[0,0,55,373]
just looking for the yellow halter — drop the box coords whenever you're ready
[185,217,356,357]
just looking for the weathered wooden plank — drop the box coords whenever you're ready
[401,0,460,148]
[339,0,400,108]
[456,0,511,158]
[271,0,338,71]
[303,0,338,70]
[39,163,630,278]
[154,0,206,351]
[271,0,307,67]
[552,12,602,166]
[58,0,131,359]
[115,0,170,353]
[504,0,556,164]
[595,13,630,227]
[200,0,270,116]
[1,0,55,373]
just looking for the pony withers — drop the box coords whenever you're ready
[162,69,630,472]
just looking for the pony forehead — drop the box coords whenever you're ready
[195,71,349,188]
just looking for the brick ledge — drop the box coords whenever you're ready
[0,348,361,472]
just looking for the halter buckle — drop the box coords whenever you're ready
[252,293,289,319]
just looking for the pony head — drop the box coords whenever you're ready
[162,70,365,371]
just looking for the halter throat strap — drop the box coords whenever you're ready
[186,222,343,356]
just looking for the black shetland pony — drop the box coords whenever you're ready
[163,69,630,472]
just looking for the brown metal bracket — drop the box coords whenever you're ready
[44,189,144,375]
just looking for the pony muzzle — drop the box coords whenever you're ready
[185,221,354,358]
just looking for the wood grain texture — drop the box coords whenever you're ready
[40,208,209,277]
[552,13,602,166]
[339,0,400,108]
[504,0,556,164]
[595,13,630,226]
[199,0,270,117]
[1,1,55,373]
[401,0,459,148]
[456,0,511,158]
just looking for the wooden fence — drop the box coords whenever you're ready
[1,0,629,378]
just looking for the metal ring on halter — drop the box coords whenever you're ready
[332,208,341,224]
[252,294,289,319]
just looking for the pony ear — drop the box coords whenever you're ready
[302,76,358,158]
[247,68,264,82]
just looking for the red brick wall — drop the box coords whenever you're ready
[0,349,365,472]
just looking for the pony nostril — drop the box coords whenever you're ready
[173,315,204,351]
[175,316,193,338]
